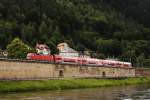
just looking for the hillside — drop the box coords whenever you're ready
[103,0,150,26]
[0,0,150,66]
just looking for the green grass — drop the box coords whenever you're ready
[0,77,150,92]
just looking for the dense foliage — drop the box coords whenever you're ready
[6,38,35,59]
[103,0,150,26]
[0,0,150,66]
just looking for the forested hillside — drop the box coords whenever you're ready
[0,0,150,66]
[103,0,150,26]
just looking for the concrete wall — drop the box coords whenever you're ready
[0,60,135,80]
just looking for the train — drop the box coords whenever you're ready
[26,53,132,68]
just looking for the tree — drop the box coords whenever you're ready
[21,23,35,44]
[39,21,48,35]
[0,20,16,49]
[6,38,35,59]
[119,50,136,66]
[136,53,145,68]
[0,0,149,60]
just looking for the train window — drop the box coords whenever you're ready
[102,71,106,77]
[59,70,64,77]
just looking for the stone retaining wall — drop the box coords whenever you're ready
[135,68,150,77]
[0,60,135,80]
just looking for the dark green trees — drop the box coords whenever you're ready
[0,0,149,67]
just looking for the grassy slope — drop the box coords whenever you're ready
[0,77,150,92]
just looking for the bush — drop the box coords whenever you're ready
[6,38,35,59]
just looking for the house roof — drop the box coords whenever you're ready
[57,43,78,53]
[36,43,50,50]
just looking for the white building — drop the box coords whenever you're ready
[57,43,79,57]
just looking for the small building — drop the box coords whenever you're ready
[36,43,51,55]
[0,49,8,57]
[57,43,79,57]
